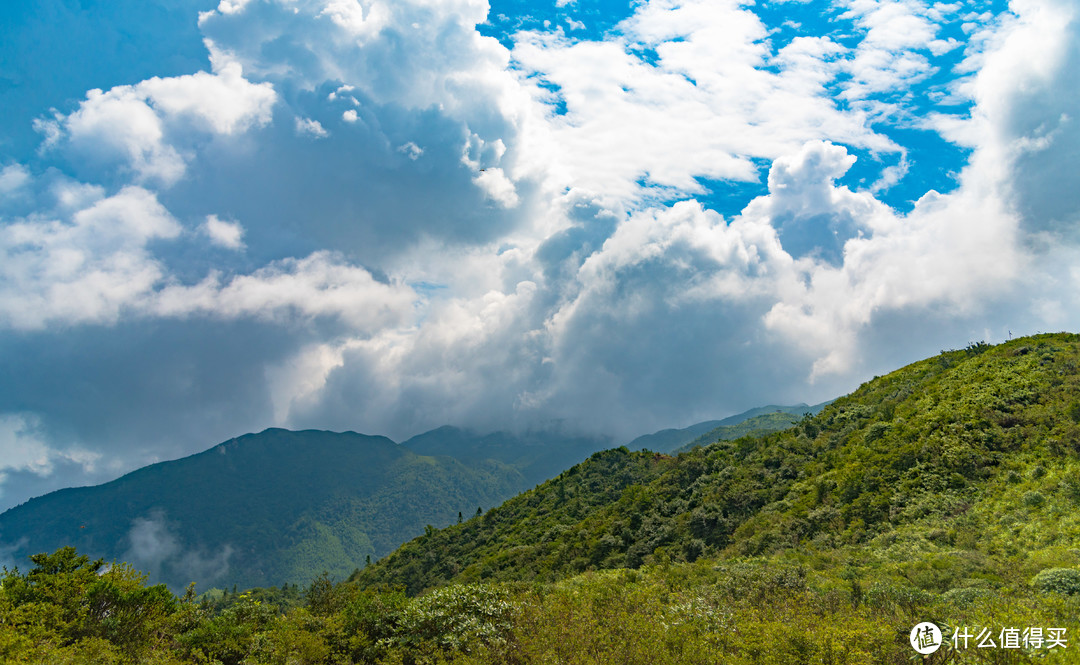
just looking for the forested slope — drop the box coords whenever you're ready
[356,333,1080,595]
[0,429,524,591]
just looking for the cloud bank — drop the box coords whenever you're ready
[1,0,1078,509]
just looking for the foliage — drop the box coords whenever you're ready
[1031,568,1080,595]
[4,546,1078,664]
[671,410,810,454]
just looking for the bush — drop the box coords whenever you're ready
[1022,491,1047,508]
[390,584,517,656]
[1031,568,1080,595]
[864,422,890,443]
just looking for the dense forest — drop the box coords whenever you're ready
[3,334,1080,663]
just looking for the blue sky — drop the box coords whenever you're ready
[1,0,1079,512]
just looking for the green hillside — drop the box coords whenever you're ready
[355,333,1080,596]
[0,429,524,591]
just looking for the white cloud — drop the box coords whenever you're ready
[62,87,187,185]
[397,141,423,159]
[0,413,100,496]
[154,251,417,331]
[295,117,329,138]
[508,0,897,206]
[473,167,519,207]
[0,173,415,332]
[0,186,181,329]
[146,49,276,134]
[837,0,948,101]
[42,50,275,185]
[318,0,389,37]
[0,164,31,197]
[200,214,246,250]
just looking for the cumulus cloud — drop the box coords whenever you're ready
[837,0,956,102]
[508,0,897,206]
[0,186,181,329]
[295,117,329,138]
[154,251,417,330]
[0,170,416,332]
[0,164,31,197]
[3,0,1080,509]
[38,48,275,186]
[200,214,246,250]
[397,141,423,159]
[473,167,520,207]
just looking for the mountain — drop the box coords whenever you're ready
[400,426,612,486]
[626,403,826,454]
[354,334,1080,595]
[0,428,525,591]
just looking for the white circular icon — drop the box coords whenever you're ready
[910,622,942,654]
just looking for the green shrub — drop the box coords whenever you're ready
[1031,568,1080,595]
[864,422,890,443]
[940,586,992,607]
[1022,490,1046,508]
[391,584,517,655]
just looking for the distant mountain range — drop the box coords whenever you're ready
[0,429,526,591]
[626,403,828,454]
[400,426,612,487]
[0,407,805,591]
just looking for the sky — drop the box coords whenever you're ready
[0,0,1078,512]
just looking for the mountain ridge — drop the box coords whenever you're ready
[625,403,825,453]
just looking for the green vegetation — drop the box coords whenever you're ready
[2,546,1076,663]
[400,427,612,486]
[0,430,527,591]
[5,333,1080,663]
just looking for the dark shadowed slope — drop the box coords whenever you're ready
[0,429,524,591]
[400,426,612,486]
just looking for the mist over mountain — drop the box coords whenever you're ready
[0,429,524,591]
